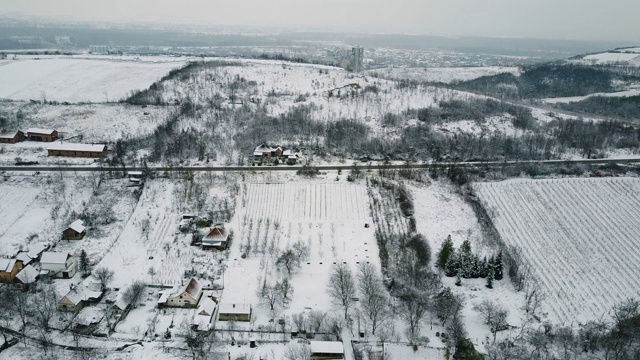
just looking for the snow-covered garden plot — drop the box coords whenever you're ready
[94,180,195,289]
[0,57,186,103]
[365,67,520,84]
[0,175,92,256]
[0,102,176,143]
[224,180,376,325]
[474,177,640,324]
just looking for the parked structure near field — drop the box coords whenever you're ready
[310,341,345,360]
[47,143,107,158]
[63,220,86,240]
[159,278,203,308]
[218,302,252,322]
[0,129,24,144]
[0,258,23,283]
[26,128,58,142]
[40,252,76,278]
[202,225,229,250]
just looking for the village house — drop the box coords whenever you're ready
[0,258,23,283]
[47,143,107,158]
[159,278,203,308]
[40,251,77,279]
[58,284,103,311]
[0,129,24,144]
[14,265,39,289]
[192,297,217,331]
[310,341,345,360]
[26,128,58,142]
[63,220,86,240]
[202,225,230,250]
[252,143,301,165]
[218,302,252,322]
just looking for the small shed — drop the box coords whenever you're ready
[310,341,345,360]
[26,128,59,142]
[0,130,24,144]
[218,302,252,322]
[63,220,86,240]
[14,265,39,289]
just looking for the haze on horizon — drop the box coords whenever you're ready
[1,0,639,43]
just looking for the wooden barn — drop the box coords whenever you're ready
[0,130,24,144]
[63,220,86,240]
[47,143,107,158]
[26,128,58,142]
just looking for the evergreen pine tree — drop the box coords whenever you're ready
[444,252,460,277]
[437,235,455,270]
[485,266,494,289]
[79,249,90,277]
[494,251,504,280]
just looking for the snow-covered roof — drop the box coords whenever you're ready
[114,291,131,311]
[196,297,217,317]
[62,285,102,306]
[27,243,48,259]
[0,130,21,139]
[310,341,344,355]
[26,128,56,135]
[178,278,203,300]
[67,219,86,233]
[15,265,39,284]
[40,252,70,265]
[203,227,228,242]
[16,252,33,265]
[0,258,17,272]
[219,302,251,315]
[48,143,107,152]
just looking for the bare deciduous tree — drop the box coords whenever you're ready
[94,267,115,290]
[357,262,389,335]
[327,263,356,320]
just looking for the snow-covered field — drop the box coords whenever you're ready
[0,57,185,102]
[94,180,196,288]
[365,66,520,84]
[581,52,640,64]
[474,177,640,325]
[542,89,640,104]
[225,179,377,326]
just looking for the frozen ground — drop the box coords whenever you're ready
[474,177,640,325]
[0,57,185,103]
[224,177,377,327]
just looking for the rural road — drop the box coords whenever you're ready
[1,157,640,172]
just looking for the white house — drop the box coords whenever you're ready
[193,297,217,331]
[163,278,203,308]
[40,252,76,278]
[310,341,345,360]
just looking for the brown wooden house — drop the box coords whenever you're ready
[26,128,59,142]
[0,130,24,144]
[0,258,24,283]
[63,220,86,240]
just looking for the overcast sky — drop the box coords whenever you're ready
[1,0,639,42]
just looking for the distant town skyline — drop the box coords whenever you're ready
[1,0,639,43]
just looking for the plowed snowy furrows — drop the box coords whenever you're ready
[473,177,640,324]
